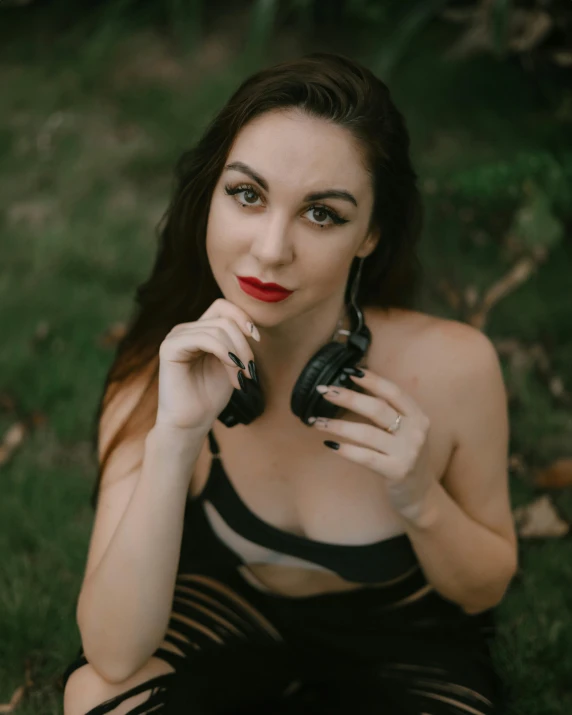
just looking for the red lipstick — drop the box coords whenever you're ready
[237,276,294,303]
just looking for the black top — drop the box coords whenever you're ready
[180,428,419,584]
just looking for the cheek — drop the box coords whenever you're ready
[206,196,241,250]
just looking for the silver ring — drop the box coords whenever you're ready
[386,413,402,434]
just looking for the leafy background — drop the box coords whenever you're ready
[0,1,571,712]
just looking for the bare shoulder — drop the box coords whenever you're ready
[402,312,508,438]
[368,307,505,422]
[379,308,501,379]
[420,314,502,383]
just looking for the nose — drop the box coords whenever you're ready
[250,211,293,263]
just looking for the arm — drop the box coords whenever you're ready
[398,325,518,614]
[77,422,206,683]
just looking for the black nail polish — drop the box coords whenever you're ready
[323,440,340,450]
[248,360,259,385]
[237,370,250,394]
[342,366,365,377]
[228,352,245,369]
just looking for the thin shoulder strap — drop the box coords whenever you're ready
[207,428,220,458]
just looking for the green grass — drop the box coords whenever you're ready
[1,9,571,714]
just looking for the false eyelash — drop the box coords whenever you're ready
[223,183,349,227]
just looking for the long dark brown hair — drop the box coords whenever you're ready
[90,52,424,510]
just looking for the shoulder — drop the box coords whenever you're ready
[421,314,499,360]
[372,308,502,380]
[410,314,508,442]
[420,315,504,388]
[369,307,506,423]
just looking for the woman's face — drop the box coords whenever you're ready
[206,109,378,327]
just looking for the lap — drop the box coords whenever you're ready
[62,571,506,714]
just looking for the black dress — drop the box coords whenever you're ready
[61,429,510,714]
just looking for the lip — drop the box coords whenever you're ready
[238,276,291,291]
[237,276,294,303]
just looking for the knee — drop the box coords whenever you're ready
[63,663,111,715]
[63,663,142,715]
[63,657,175,715]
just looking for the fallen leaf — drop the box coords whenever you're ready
[0,684,25,713]
[0,422,27,467]
[509,453,527,476]
[0,660,32,712]
[534,459,572,489]
[513,495,570,538]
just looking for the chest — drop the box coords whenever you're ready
[189,361,454,546]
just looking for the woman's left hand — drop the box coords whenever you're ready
[311,368,437,521]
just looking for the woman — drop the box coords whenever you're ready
[62,53,517,714]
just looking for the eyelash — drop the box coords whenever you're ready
[223,183,349,229]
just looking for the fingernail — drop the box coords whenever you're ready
[237,370,250,394]
[342,366,365,377]
[247,322,261,342]
[323,440,340,450]
[248,360,259,385]
[228,352,245,369]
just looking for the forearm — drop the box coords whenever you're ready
[399,480,518,614]
[77,423,205,683]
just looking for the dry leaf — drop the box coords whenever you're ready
[0,660,31,712]
[509,453,527,476]
[513,495,570,538]
[0,685,25,713]
[534,459,572,489]
[0,422,27,467]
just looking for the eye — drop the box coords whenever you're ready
[304,205,348,228]
[306,204,346,226]
[223,182,349,229]
[224,183,263,207]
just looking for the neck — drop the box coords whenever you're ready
[251,301,352,410]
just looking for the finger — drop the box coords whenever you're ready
[322,439,404,481]
[199,298,261,342]
[170,320,257,382]
[314,419,393,454]
[348,369,419,418]
[318,385,401,431]
[162,331,245,390]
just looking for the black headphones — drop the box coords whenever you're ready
[217,258,371,428]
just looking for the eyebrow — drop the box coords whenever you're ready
[224,161,358,207]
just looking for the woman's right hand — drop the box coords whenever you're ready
[156,298,261,432]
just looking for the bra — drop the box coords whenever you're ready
[184,428,419,584]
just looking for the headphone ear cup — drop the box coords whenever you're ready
[217,379,265,427]
[291,342,355,424]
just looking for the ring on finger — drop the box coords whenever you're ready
[386,412,403,434]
